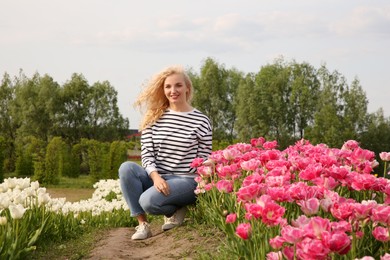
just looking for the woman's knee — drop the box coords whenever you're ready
[139,192,161,214]
[118,161,138,179]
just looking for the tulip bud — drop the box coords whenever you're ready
[9,204,27,219]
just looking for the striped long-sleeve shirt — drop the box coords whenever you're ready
[141,109,212,177]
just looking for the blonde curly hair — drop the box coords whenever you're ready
[134,65,193,130]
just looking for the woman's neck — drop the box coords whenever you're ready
[169,103,193,112]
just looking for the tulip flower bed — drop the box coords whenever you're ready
[0,178,137,259]
[191,138,390,260]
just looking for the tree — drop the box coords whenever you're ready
[0,72,17,172]
[56,73,91,143]
[305,65,348,147]
[224,68,243,142]
[289,61,320,139]
[12,72,60,141]
[342,78,368,141]
[44,137,65,185]
[87,81,129,141]
[252,59,293,148]
[235,73,258,141]
[0,136,5,182]
[192,58,231,141]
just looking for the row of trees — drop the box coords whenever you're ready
[0,136,130,184]
[0,71,129,174]
[1,57,390,181]
[190,58,390,158]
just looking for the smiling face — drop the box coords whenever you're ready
[163,73,191,111]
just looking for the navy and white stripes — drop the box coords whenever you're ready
[141,109,212,177]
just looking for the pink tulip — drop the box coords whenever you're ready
[216,180,233,193]
[250,137,265,147]
[263,140,278,150]
[328,231,351,255]
[225,213,237,224]
[237,183,262,202]
[235,223,251,240]
[371,205,390,225]
[269,235,286,249]
[341,140,359,150]
[245,203,263,219]
[223,147,241,161]
[266,251,283,260]
[242,173,265,186]
[330,220,352,233]
[379,152,390,161]
[267,187,292,203]
[305,217,331,239]
[298,163,323,181]
[204,183,213,191]
[197,165,213,177]
[298,198,320,216]
[296,237,330,260]
[190,157,204,168]
[291,215,310,228]
[240,158,261,171]
[261,201,286,226]
[352,201,377,220]
[281,225,306,244]
[330,202,354,221]
[282,246,295,260]
[372,226,390,242]
[216,163,240,179]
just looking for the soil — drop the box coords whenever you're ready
[84,220,213,260]
[47,189,221,260]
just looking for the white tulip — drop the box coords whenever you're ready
[0,194,11,209]
[0,216,7,225]
[30,181,40,190]
[0,182,7,192]
[38,193,51,206]
[9,204,26,219]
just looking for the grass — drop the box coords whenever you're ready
[4,173,225,259]
[30,227,109,260]
[45,175,95,189]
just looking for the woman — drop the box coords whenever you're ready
[119,65,212,240]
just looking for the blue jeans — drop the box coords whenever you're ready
[118,161,197,217]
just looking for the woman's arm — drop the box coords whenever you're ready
[140,127,158,175]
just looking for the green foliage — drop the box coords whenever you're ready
[86,139,110,182]
[107,141,128,179]
[1,58,390,175]
[15,136,45,178]
[0,136,5,182]
[104,190,118,202]
[44,137,65,185]
[15,145,34,177]
[30,138,47,184]
[0,72,17,173]
[192,58,238,142]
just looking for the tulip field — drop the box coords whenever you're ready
[191,138,390,259]
[0,178,137,259]
[1,137,390,259]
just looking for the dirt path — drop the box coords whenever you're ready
[84,220,215,260]
[47,189,219,259]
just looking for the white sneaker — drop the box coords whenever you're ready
[161,206,188,231]
[131,222,152,240]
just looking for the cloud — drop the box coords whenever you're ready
[80,10,333,53]
[330,5,390,37]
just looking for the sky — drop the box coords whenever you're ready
[1,0,389,129]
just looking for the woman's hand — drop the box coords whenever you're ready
[150,171,170,196]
